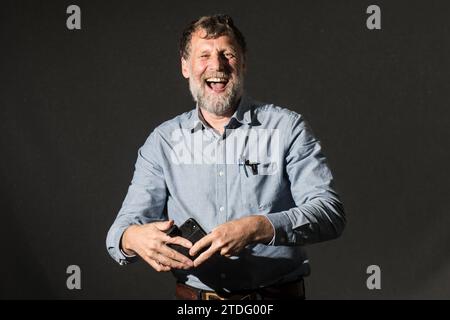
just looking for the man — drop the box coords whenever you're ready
[106,14,345,300]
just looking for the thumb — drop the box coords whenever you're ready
[153,219,174,231]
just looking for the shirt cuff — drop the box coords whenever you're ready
[263,212,294,245]
[107,224,138,265]
[119,230,138,263]
[120,247,137,258]
[258,214,276,245]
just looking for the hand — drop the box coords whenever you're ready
[189,215,274,267]
[121,220,194,272]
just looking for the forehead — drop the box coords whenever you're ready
[190,29,239,51]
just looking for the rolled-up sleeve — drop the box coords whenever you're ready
[264,115,346,246]
[106,130,168,265]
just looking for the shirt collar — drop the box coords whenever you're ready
[190,95,255,133]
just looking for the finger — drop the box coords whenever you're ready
[142,255,171,272]
[193,245,220,267]
[220,247,232,258]
[189,234,213,256]
[153,220,174,231]
[159,245,194,267]
[165,236,193,249]
[156,253,192,270]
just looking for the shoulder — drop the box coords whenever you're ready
[144,107,196,141]
[250,98,305,125]
[249,98,316,144]
[155,108,196,133]
[145,109,195,145]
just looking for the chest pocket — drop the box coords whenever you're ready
[239,161,281,210]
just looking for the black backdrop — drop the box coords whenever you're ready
[1,0,449,299]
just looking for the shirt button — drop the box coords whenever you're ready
[219,206,225,212]
[219,171,224,176]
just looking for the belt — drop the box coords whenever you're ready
[175,279,305,300]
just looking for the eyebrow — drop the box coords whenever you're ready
[198,47,237,55]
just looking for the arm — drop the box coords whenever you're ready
[106,130,193,270]
[264,114,346,246]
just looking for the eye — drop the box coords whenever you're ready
[224,52,235,59]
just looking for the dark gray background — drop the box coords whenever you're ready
[1,0,449,299]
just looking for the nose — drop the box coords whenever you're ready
[209,52,227,71]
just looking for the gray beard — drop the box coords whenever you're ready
[189,76,244,116]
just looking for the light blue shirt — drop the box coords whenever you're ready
[106,95,345,291]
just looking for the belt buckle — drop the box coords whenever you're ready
[203,292,225,300]
[203,291,254,300]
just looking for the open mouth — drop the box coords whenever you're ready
[205,77,229,93]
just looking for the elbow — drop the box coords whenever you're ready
[329,201,346,240]
[332,215,346,239]
[319,197,346,241]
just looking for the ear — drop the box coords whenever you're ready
[181,57,190,79]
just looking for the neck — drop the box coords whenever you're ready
[199,105,237,135]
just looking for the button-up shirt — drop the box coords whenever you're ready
[106,95,345,291]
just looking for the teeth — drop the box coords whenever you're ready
[206,77,228,83]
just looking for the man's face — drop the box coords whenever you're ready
[181,29,245,116]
